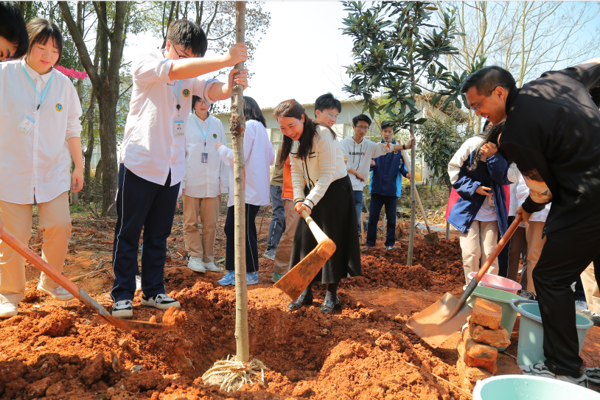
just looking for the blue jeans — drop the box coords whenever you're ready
[111,165,180,302]
[353,190,363,231]
[366,194,397,247]
[267,185,285,251]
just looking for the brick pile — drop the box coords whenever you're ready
[456,297,511,391]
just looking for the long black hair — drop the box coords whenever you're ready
[243,96,266,127]
[273,99,336,166]
[468,121,505,171]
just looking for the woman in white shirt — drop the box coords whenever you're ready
[273,99,361,314]
[0,19,83,318]
[182,96,228,273]
[216,97,274,286]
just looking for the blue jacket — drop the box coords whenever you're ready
[446,136,520,237]
[369,139,409,197]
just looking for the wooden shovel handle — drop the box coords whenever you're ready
[473,214,523,283]
[301,210,329,244]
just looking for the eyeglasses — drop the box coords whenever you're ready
[324,111,339,121]
[172,45,189,59]
[471,86,498,113]
[355,125,369,131]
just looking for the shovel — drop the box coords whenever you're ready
[400,149,438,244]
[407,214,523,348]
[274,210,336,300]
[0,217,176,331]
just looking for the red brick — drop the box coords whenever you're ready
[456,357,493,391]
[457,335,498,374]
[470,298,502,330]
[469,321,511,348]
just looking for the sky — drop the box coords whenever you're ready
[126,1,355,109]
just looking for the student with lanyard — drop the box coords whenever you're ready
[0,1,28,61]
[461,61,600,387]
[181,95,228,274]
[340,114,410,233]
[215,97,274,286]
[0,19,84,317]
[111,19,247,318]
[274,99,361,314]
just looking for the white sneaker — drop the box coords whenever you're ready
[0,302,18,318]
[141,294,181,310]
[203,261,221,272]
[135,275,142,291]
[575,300,588,313]
[37,282,74,301]
[112,300,133,319]
[187,256,206,273]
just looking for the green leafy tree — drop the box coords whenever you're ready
[342,0,464,264]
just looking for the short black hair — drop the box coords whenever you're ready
[315,93,341,115]
[352,114,371,127]
[167,19,207,57]
[191,95,210,113]
[244,96,267,128]
[27,19,63,65]
[0,1,29,59]
[461,66,516,96]
[381,121,394,131]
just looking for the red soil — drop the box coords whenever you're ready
[0,214,597,399]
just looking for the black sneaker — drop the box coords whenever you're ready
[580,309,600,327]
[141,294,181,310]
[520,290,537,301]
[112,300,133,319]
[288,294,313,311]
[521,363,589,388]
[320,296,342,314]
[583,367,600,384]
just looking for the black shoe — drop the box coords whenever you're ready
[288,294,313,311]
[320,296,342,314]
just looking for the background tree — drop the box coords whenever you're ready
[342,1,464,264]
[439,1,600,134]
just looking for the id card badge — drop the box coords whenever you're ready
[174,120,185,136]
[18,114,36,134]
[201,152,208,163]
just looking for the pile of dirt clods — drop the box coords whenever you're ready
[0,238,475,400]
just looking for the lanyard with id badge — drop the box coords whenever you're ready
[192,114,211,163]
[171,80,185,136]
[18,64,54,134]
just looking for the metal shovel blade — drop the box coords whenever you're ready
[0,222,176,331]
[424,232,439,244]
[406,293,471,348]
[274,238,336,301]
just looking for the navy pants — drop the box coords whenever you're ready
[225,204,260,272]
[366,194,397,247]
[353,190,363,231]
[111,165,179,302]
[266,185,285,252]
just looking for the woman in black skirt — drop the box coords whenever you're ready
[273,99,361,313]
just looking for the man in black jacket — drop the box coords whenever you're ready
[461,60,600,387]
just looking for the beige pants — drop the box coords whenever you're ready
[459,220,499,284]
[525,221,546,294]
[182,195,220,263]
[273,199,300,275]
[0,192,71,304]
[581,263,600,314]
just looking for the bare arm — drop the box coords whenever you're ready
[67,137,84,193]
[168,43,247,81]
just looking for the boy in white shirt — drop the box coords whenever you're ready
[181,95,228,273]
[111,20,248,318]
[340,114,409,231]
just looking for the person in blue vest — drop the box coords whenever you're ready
[364,122,414,251]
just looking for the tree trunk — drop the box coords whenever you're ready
[83,93,96,204]
[98,88,119,217]
[231,1,249,363]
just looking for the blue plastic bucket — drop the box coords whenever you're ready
[510,300,593,366]
[463,285,521,351]
[473,375,600,400]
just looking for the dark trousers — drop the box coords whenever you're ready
[508,226,527,282]
[111,165,180,302]
[225,204,260,273]
[366,194,397,247]
[266,185,285,251]
[498,216,512,277]
[534,211,600,377]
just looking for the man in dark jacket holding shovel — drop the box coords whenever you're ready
[461,59,600,387]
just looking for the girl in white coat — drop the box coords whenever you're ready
[0,19,83,317]
[215,97,274,286]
